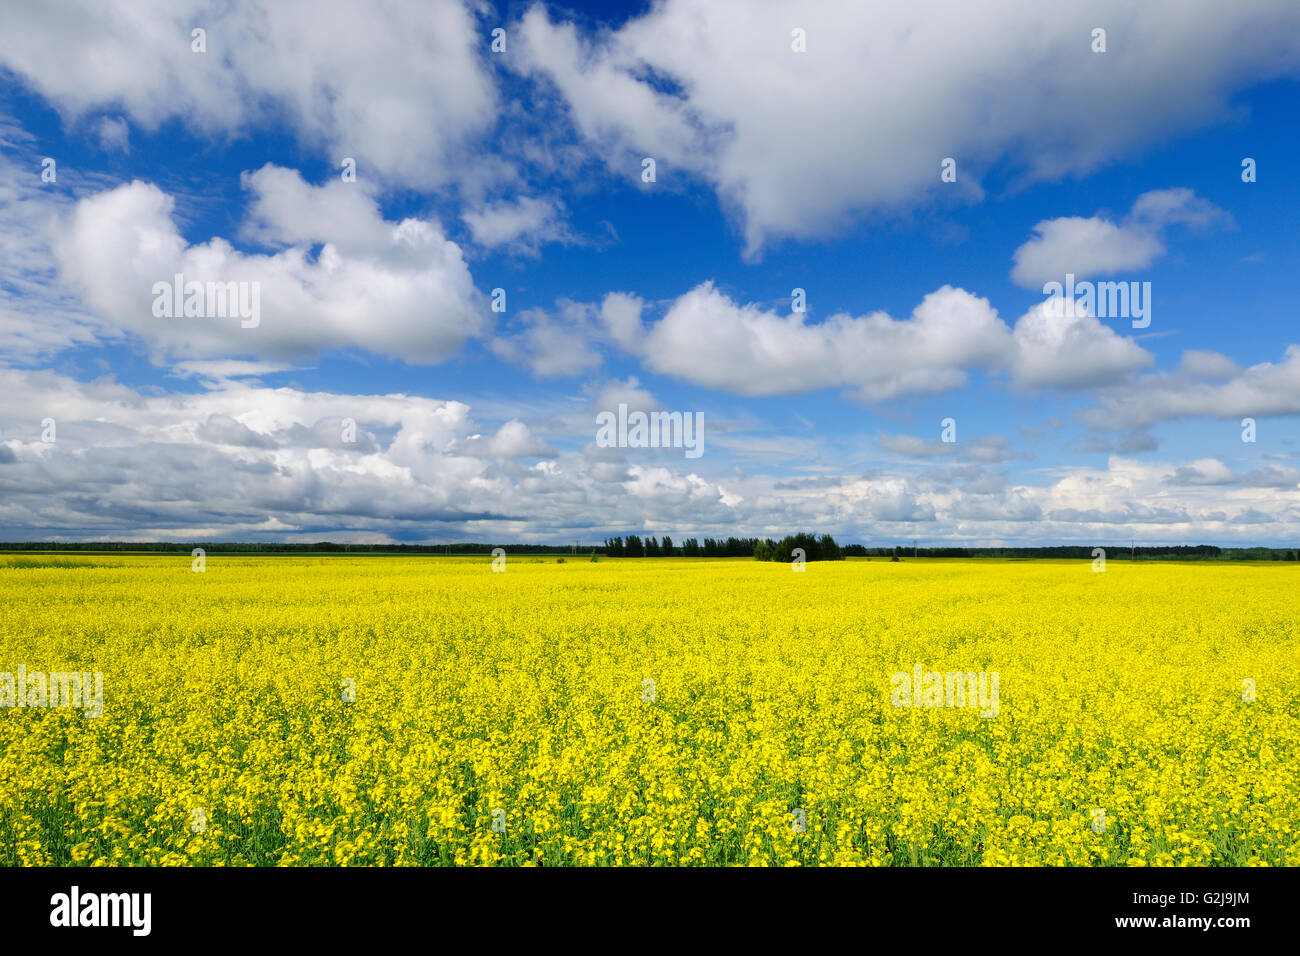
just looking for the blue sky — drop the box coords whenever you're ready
[2,1,1300,545]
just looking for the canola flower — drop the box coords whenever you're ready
[0,553,1296,867]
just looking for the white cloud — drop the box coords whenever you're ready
[92,116,130,154]
[51,167,485,364]
[1010,188,1226,288]
[0,0,497,191]
[598,293,645,352]
[1081,346,1300,429]
[1010,217,1163,289]
[590,281,1151,399]
[1180,349,1240,380]
[0,368,747,540]
[4,368,1300,544]
[511,1,1300,257]
[490,303,603,378]
[635,282,1009,400]
[462,196,570,253]
[1168,458,1236,485]
[1009,298,1154,389]
[0,149,109,362]
[450,420,558,459]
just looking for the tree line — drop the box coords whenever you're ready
[3,541,1297,561]
[604,533,846,561]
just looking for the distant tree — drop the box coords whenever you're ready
[661,535,675,556]
[645,536,660,557]
[682,538,700,557]
[1289,551,1298,561]
[754,540,773,561]
[625,535,644,558]
[590,550,598,562]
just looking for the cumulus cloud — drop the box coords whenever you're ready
[1011,188,1227,288]
[583,281,1152,399]
[450,420,558,459]
[462,196,570,253]
[490,303,604,378]
[1081,346,1300,429]
[1168,458,1236,485]
[1180,349,1241,380]
[4,368,1300,543]
[0,0,497,191]
[633,282,1009,400]
[598,293,646,352]
[51,166,485,364]
[1009,298,1154,389]
[511,1,1300,257]
[1168,459,1300,488]
[0,368,753,541]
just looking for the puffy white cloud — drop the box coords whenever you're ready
[1168,458,1236,485]
[598,293,646,352]
[0,0,497,190]
[451,420,558,459]
[584,281,1151,399]
[1009,298,1153,389]
[1180,350,1241,380]
[4,367,1300,543]
[1167,459,1300,489]
[0,368,747,540]
[462,196,570,253]
[511,1,1300,257]
[51,167,485,363]
[1010,188,1226,288]
[1081,346,1300,429]
[490,303,604,378]
[1010,217,1163,289]
[635,282,1009,400]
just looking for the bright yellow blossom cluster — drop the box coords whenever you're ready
[1,554,1296,866]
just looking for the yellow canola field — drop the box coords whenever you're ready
[1,554,1297,866]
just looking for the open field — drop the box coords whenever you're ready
[1,555,1297,866]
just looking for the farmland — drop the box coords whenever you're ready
[1,555,1296,866]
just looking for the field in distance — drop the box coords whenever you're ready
[1,554,1296,866]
